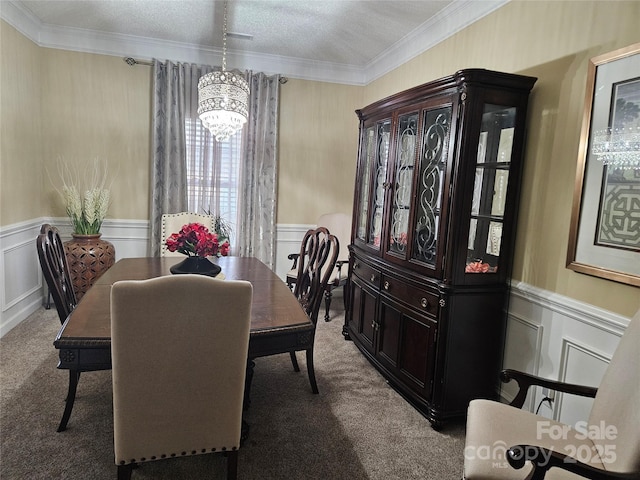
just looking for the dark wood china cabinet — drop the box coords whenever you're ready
[344,69,536,428]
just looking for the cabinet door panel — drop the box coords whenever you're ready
[399,317,434,393]
[349,277,377,354]
[378,301,401,368]
[379,297,437,400]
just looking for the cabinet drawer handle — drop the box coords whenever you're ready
[354,262,360,269]
[371,274,377,282]
[383,281,390,290]
[420,297,429,308]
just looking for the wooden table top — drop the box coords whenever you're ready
[55,256,312,347]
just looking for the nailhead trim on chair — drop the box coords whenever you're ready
[117,445,238,465]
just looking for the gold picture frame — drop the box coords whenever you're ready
[567,43,640,287]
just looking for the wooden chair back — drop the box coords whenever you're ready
[36,224,77,324]
[293,227,339,324]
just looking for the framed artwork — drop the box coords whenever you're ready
[567,43,640,287]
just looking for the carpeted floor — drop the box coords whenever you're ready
[0,302,465,479]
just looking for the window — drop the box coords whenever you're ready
[184,118,242,247]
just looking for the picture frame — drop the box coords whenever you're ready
[567,43,640,287]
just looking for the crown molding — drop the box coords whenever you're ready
[2,0,509,85]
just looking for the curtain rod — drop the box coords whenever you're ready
[123,57,288,83]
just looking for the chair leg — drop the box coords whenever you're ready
[58,369,80,432]
[305,347,319,394]
[324,289,332,322]
[117,464,134,480]
[289,351,300,372]
[226,450,238,480]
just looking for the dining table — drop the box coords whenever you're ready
[53,256,314,431]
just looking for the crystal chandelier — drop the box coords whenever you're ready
[591,126,640,169]
[197,0,250,142]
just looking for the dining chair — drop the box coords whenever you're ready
[463,309,640,480]
[286,213,350,321]
[36,224,89,432]
[287,227,339,393]
[160,212,215,257]
[111,275,252,480]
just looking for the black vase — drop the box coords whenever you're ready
[170,256,222,277]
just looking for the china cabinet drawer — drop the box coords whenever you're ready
[380,276,439,317]
[351,259,381,289]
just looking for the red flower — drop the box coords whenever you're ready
[165,222,230,257]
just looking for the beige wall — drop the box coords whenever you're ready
[278,78,361,223]
[2,1,639,316]
[1,21,43,224]
[364,0,640,316]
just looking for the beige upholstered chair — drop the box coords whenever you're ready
[463,310,640,480]
[160,212,215,256]
[111,275,252,480]
[286,213,351,321]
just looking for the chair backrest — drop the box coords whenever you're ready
[317,213,351,263]
[587,309,640,473]
[160,212,215,257]
[293,227,339,324]
[111,275,252,467]
[36,224,77,324]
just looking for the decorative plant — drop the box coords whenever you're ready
[54,157,111,235]
[165,223,230,257]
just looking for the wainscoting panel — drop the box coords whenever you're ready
[555,339,609,428]
[501,313,543,411]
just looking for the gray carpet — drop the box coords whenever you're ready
[0,302,465,479]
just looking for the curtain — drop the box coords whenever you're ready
[236,72,281,269]
[150,61,281,265]
[149,60,190,256]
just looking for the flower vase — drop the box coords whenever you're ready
[64,233,116,300]
[170,256,222,277]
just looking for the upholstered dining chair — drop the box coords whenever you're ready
[37,224,89,432]
[286,227,339,393]
[160,212,215,256]
[286,213,351,321]
[111,275,252,480]
[463,309,640,480]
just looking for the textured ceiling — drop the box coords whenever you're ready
[4,0,509,84]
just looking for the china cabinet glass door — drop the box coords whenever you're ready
[465,104,516,274]
[388,112,418,256]
[367,120,391,249]
[411,106,452,267]
[356,126,376,242]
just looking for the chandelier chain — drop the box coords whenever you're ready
[222,0,228,72]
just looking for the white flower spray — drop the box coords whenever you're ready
[52,157,112,235]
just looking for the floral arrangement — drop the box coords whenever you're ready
[56,157,111,235]
[465,260,497,273]
[166,223,230,257]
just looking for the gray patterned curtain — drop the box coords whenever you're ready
[150,61,280,265]
[150,60,189,256]
[236,72,281,269]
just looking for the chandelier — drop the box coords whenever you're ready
[197,0,250,142]
[591,126,640,169]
